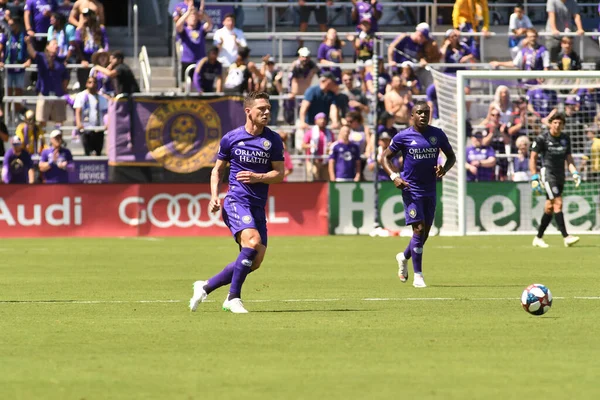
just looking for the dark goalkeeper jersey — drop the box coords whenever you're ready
[531,131,571,181]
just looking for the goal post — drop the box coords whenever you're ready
[431,69,600,236]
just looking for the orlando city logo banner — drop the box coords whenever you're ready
[107,95,246,174]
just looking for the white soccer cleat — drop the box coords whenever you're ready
[413,273,427,288]
[395,252,409,283]
[564,235,580,247]
[222,298,249,313]
[532,237,549,248]
[189,280,208,312]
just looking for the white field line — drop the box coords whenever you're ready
[0,296,593,305]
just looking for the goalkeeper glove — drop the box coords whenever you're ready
[531,174,544,195]
[572,171,581,188]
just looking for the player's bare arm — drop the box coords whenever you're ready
[566,154,581,188]
[529,148,539,176]
[381,147,409,189]
[436,146,456,178]
[210,159,228,212]
[236,161,285,184]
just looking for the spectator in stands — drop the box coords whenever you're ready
[25,36,69,128]
[367,130,398,182]
[336,70,368,118]
[24,0,53,49]
[172,0,203,22]
[1,136,34,184]
[526,80,558,125]
[582,125,600,181]
[440,29,474,75]
[575,87,599,125]
[297,0,329,48]
[318,28,344,84]
[556,36,581,71]
[0,0,11,29]
[223,46,255,95]
[56,0,75,20]
[298,72,340,130]
[213,13,246,69]
[490,29,549,83]
[303,112,334,182]
[0,16,31,114]
[377,111,396,139]
[466,130,496,182]
[346,110,372,177]
[193,46,222,93]
[399,61,421,95]
[278,131,293,182]
[284,47,318,124]
[89,49,114,95]
[7,0,24,22]
[176,5,212,87]
[545,0,584,63]
[0,118,8,157]
[452,0,490,60]
[75,8,108,89]
[74,75,108,156]
[92,50,140,95]
[388,23,429,68]
[506,96,529,140]
[384,74,412,126]
[15,109,44,154]
[512,135,530,182]
[425,84,439,124]
[351,17,374,66]
[351,0,382,35]
[508,4,533,58]
[564,95,586,154]
[484,85,513,125]
[329,124,361,182]
[48,12,75,63]
[259,55,283,123]
[364,58,390,109]
[69,0,104,26]
[482,106,511,180]
[39,129,73,183]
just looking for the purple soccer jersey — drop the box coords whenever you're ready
[218,125,285,208]
[25,0,54,34]
[179,24,207,63]
[443,42,471,74]
[526,88,558,118]
[465,145,496,182]
[355,0,382,33]
[365,71,390,95]
[317,42,342,82]
[75,26,109,62]
[34,52,69,96]
[388,125,452,196]
[40,147,73,183]
[329,141,360,180]
[392,35,423,64]
[2,146,33,184]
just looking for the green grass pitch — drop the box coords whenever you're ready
[1,235,600,400]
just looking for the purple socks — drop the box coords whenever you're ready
[204,262,235,294]
[405,233,425,274]
[204,248,258,297]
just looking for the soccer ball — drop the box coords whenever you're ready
[521,284,553,316]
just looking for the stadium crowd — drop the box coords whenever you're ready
[2,0,600,184]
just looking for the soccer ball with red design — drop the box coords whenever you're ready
[521,284,553,316]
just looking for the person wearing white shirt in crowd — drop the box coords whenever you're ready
[508,4,533,58]
[74,75,109,156]
[212,13,246,69]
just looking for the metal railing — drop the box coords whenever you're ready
[139,45,152,93]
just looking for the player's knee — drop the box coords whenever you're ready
[250,246,266,271]
[412,223,426,237]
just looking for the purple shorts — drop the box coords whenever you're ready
[402,191,437,226]
[221,196,268,246]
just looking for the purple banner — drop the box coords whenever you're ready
[204,5,235,32]
[108,96,245,174]
[69,160,109,184]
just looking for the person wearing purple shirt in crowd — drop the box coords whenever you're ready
[317,28,343,84]
[24,0,54,44]
[39,129,73,183]
[283,47,318,124]
[440,29,474,75]
[1,136,34,184]
[352,0,382,34]
[575,85,600,125]
[193,46,222,93]
[381,101,456,288]
[189,91,285,314]
[90,48,114,95]
[399,61,422,95]
[74,8,108,88]
[25,35,69,126]
[368,131,400,182]
[465,130,497,182]
[388,23,429,68]
[425,84,438,122]
[56,0,74,20]
[329,125,361,182]
[490,29,549,85]
[0,17,32,114]
[526,84,558,123]
[352,18,374,64]
[176,5,212,84]
[172,0,203,22]
[365,58,390,115]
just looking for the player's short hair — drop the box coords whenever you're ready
[412,100,429,111]
[549,112,566,124]
[244,91,270,108]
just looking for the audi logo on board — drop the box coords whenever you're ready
[119,194,227,228]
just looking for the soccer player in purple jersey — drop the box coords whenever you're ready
[189,91,285,313]
[381,101,456,288]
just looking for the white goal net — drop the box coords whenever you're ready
[431,69,600,236]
